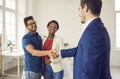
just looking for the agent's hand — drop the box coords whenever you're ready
[48,50,59,59]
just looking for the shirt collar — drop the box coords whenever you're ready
[83,17,98,32]
[27,31,38,36]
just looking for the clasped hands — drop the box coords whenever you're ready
[48,50,59,59]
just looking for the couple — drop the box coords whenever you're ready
[22,16,64,79]
[22,0,112,79]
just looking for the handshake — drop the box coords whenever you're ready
[48,50,60,59]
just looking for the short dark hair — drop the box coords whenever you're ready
[80,0,102,16]
[24,16,34,26]
[47,20,59,30]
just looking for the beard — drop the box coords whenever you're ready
[29,29,37,33]
[80,15,86,24]
[81,21,85,24]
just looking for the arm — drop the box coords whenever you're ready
[22,37,51,57]
[25,45,50,56]
[61,47,77,58]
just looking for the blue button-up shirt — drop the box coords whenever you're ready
[22,31,42,73]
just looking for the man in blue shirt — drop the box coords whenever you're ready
[22,16,53,79]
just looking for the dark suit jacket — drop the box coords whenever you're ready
[61,18,112,79]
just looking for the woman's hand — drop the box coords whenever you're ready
[44,58,51,64]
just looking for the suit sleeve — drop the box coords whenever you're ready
[81,30,105,79]
[61,47,77,58]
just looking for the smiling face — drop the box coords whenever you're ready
[26,19,37,33]
[47,22,58,35]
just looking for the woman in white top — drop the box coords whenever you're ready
[42,20,64,79]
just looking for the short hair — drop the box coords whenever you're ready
[24,16,34,26]
[47,20,59,30]
[80,0,102,16]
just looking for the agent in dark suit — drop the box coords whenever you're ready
[53,0,112,79]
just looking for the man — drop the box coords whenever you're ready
[53,0,112,79]
[22,16,54,79]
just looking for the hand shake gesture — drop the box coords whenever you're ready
[48,50,59,59]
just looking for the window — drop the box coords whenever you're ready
[0,0,17,51]
[115,0,120,48]
[5,0,16,10]
[0,0,3,6]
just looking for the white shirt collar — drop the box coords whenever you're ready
[82,17,98,32]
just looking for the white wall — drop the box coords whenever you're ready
[24,0,120,66]
[32,0,83,47]
[17,0,26,49]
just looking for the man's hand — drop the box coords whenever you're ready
[48,50,59,59]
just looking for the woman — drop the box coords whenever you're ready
[43,20,64,79]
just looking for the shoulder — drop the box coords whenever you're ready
[86,19,104,34]
[54,35,64,45]
[54,35,63,40]
[22,33,33,43]
[22,34,30,40]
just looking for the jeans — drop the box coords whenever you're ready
[25,71,42,79]
[43,64,64,79]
